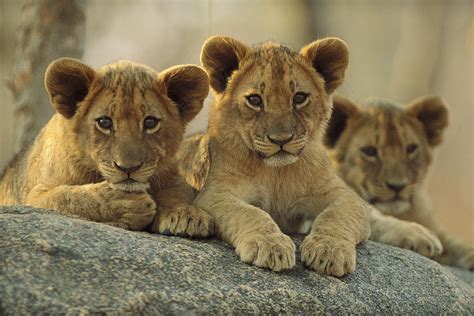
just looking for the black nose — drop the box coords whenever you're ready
[114,162,143,174]
[268,134,294,146]
[386,181,406,193]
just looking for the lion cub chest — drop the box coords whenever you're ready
[251,168,319,234]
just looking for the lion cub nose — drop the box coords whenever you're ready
[114,162,143,174]
[385,181,407,193]
[267,133,294,146]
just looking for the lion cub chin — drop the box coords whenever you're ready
[178,36,371,276]
[325,95,474,270]
[0,58,215,237]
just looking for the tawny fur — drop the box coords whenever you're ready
[325,95,474,270]
[0,58,214,236]
[178,36,371,276]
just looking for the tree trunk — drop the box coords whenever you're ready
[9,0,86,152]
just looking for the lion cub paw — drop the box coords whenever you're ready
[100,188,157,231]
[301,235,356,277]
[152,205,215,238]
[235,232,296,272]
[458,249,474,271]
[380,222,443,258]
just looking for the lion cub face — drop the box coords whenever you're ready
[201,36,349,167]
[45,59,208,191]
[325,96,448,214]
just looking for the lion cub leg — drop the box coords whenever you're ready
[434,234,474,271]
[408,212,474,270]
[195,189,296,272]
[149,181,215,238]
[300,190,370,277]
[369,208,443,258]
[431,230,474,270]
[26,182,156,230]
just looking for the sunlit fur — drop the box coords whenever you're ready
[334,101,428,215]
[79,61,179,192]
[178,36,371,276]
[210,43,330,168]
[326,95,474,270]
[0,58,214,236]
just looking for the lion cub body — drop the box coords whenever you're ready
[179,36,370,276]
[0,58,214,236]
[325,95,474,270]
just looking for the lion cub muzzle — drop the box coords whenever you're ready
[267,132,294,146]
[114,161,144,174]
[102,159,153,193]
[254,132,307,167]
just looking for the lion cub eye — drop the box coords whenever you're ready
[406,143,418,155]
[293,92,309,109]
[361,146,378,158]
[95,116,113,134]
[245,94,263,111]
[144,116,161,134]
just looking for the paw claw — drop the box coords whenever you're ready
[153,206,215,238]
[162,229,172,236]
[301,234,356,277]
[236,232,295,272]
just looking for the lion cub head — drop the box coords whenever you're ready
[325,95,448,215]
[45,58,209,191]
[201,36,349,167]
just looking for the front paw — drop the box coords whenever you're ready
[89,182,157,230]
[235,232,296,272]
[379,222,443,258]
[152,205,215,238]
[301,234,356,277]
[103,190,157,231]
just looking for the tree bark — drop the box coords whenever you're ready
[9,0,86,152]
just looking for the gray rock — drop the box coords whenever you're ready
[1,205,473,315]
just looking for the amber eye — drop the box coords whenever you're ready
[144,116,161,133]
[96,116,113,131]
[245,94,263,110]
[361,146,378,157]
[406,143,418,154]
[293,92,309,107]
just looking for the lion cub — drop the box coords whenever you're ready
[0,58,214,237]
[178,36,371,276]
[325,95,474,270]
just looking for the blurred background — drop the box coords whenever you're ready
[0,0,472,242]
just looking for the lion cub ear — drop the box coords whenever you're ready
[159,65,209,124]
[200,35,250,93]
[406,96,448,147]
[44,58,96,118]
[324,95,360,149]
[300,38,349,94]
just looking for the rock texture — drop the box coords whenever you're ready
[1,206,473,314]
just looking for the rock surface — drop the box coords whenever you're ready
[1,205,473,314]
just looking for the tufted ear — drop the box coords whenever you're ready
[324,95,360,148]
[300,37,349,94]
[406,96,448,147]
[159,65,209,124]
[44,58,96,118]
[200,35,250,93]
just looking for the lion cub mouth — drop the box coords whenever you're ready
[262,150,300,167]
